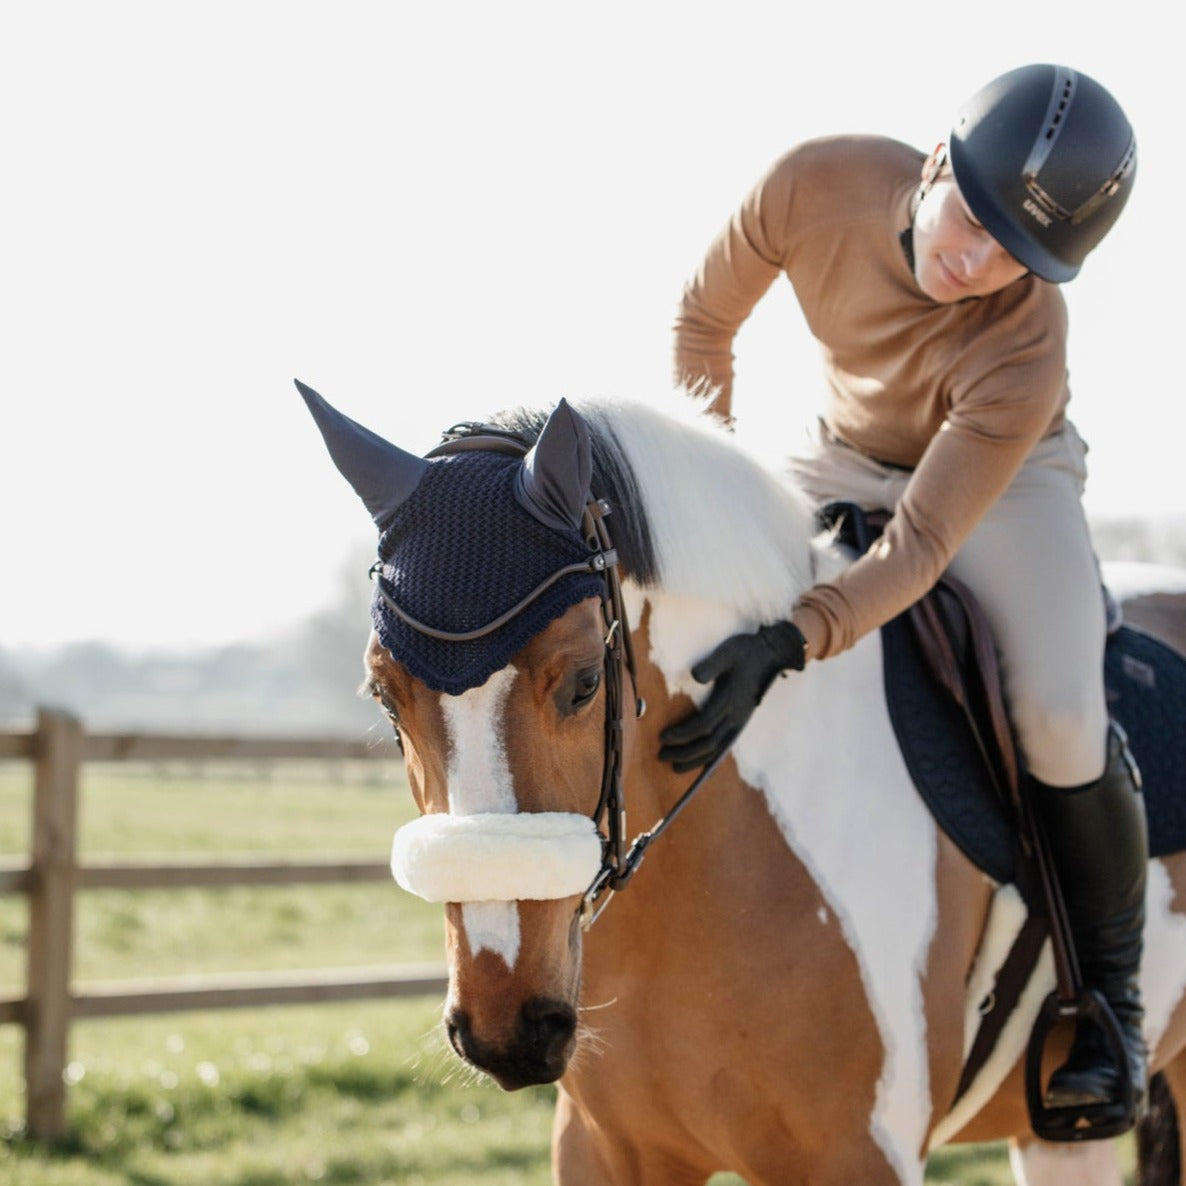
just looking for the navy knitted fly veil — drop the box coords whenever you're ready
[372,449,605,695]
[297,380,657,696]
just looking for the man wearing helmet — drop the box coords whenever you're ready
[664,65,1145,1123]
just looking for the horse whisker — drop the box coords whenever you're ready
[577,996,619,1013]
[568,1021,608,1074]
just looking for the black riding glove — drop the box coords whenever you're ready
[658,621,807,773]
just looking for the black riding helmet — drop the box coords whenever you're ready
[948,64,1136,283]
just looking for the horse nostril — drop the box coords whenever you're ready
[520,997,577,1048]
[446,1011,469,1058]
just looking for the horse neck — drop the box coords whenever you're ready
[616,585,764,881]
[609,585,972,1058]
[617,579,942,916]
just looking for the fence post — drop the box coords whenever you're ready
[24,707,83,1141]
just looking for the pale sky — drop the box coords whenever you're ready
[3,2,1180,652]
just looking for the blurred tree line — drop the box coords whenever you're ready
[0,550,379,736]
[2,518,1184,736]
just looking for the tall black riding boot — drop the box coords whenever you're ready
[1033,722,1148,1111]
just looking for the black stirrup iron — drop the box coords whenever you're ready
[1025,987,1138,1141]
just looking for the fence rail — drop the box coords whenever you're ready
[0,708,447,1141]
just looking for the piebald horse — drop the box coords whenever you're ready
[299,381,1186,1186]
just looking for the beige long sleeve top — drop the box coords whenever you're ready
[673,135,1071,660]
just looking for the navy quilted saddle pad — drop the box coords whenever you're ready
[883,614,1186,886]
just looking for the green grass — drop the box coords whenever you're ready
[0,760,1124,1183]
[0,1000,558,1185]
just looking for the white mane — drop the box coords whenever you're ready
[576,391,819,621]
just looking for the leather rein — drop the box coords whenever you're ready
[376,420,722,930]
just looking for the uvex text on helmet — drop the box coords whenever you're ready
[949,64,1136,283]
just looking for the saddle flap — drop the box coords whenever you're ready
[906,576,1022,819]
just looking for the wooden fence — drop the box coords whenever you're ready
[0,707,448,1141]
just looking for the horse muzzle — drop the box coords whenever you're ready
[446,996,578,1089]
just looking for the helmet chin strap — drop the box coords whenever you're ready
[902,141,947,276]
[898,226,916,274]
[913,141,948,213]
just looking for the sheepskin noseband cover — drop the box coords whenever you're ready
[390,811,604,903]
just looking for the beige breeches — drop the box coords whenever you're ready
[788,422,1108,787]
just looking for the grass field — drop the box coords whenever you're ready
[0,758,1125,1183]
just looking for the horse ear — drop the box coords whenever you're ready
[295,379,429,528]
[515,398,592,533]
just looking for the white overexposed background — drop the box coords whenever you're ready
[3,1,1178,652]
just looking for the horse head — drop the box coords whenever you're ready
[299,380,646,1088]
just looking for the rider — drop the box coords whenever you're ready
[662,64,1147,1118]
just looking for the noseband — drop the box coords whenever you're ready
[381,420,720,929]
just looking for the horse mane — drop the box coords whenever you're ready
[490,393,820,621]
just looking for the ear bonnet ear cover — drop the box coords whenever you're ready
[372,450,604,694]
[298,381,605,696]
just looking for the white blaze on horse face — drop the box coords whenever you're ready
[440,667,522,968]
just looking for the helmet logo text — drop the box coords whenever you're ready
[1023,198,1053,228]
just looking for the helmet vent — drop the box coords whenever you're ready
[1044,73,1075,141]
[1023,67,1078,180]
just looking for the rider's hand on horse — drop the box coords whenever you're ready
[658,621,807,773]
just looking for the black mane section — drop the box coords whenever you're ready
[481,405,659,587]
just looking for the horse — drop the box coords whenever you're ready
[298,379,1186,1186]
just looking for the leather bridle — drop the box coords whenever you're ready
[374,420,723,930]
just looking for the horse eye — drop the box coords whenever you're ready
[375,695,405,751]
[569,668,602,711]
[384,714,405,754]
